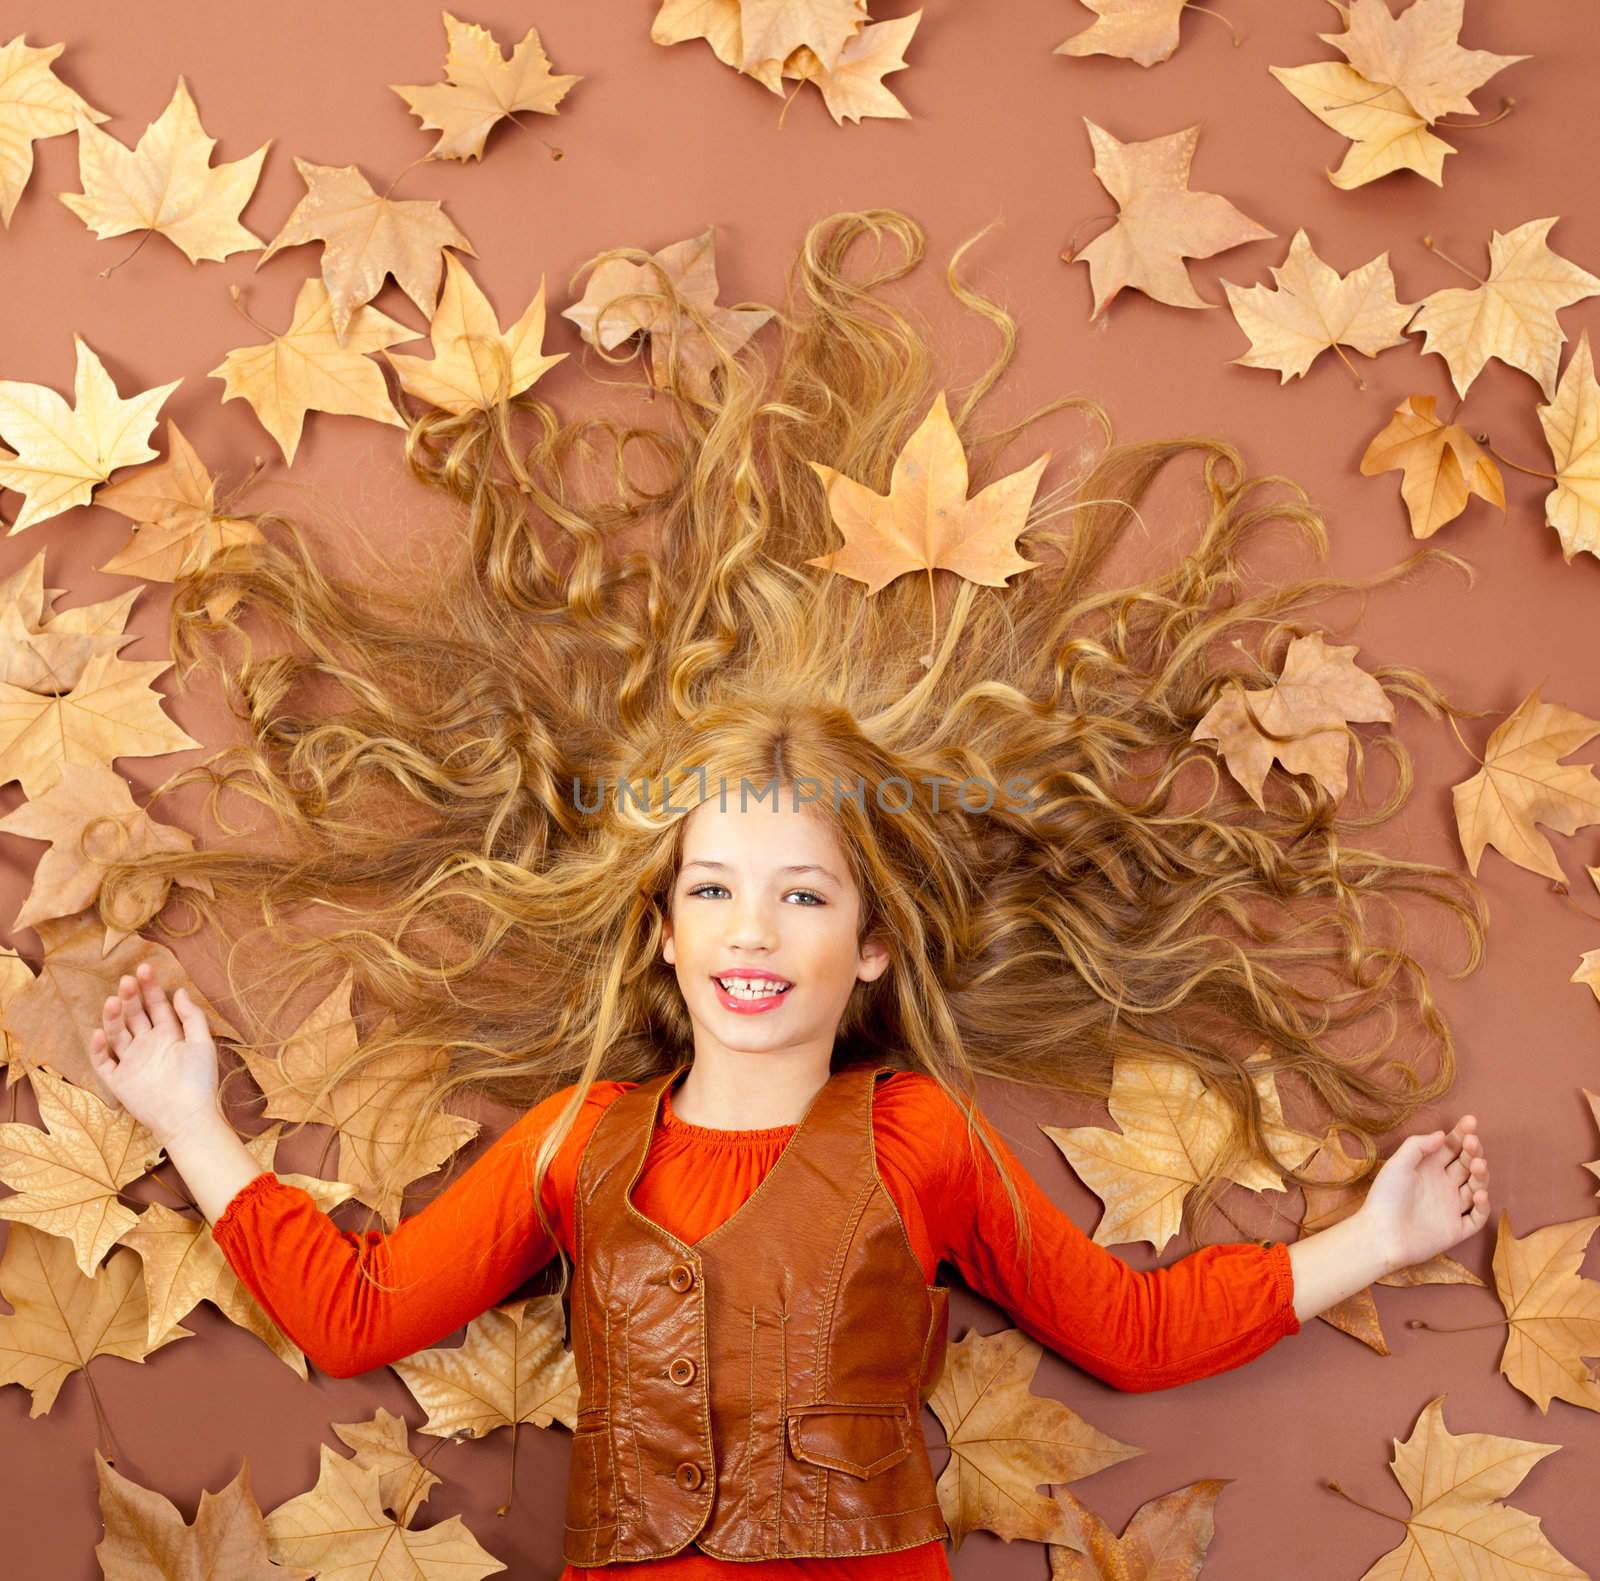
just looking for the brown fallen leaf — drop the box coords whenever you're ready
[1055,0,1196,68]
[390,1295,581,1453]
[1191,631,1396,809]
[1360,393,1505,538]
[58,76,270,264]
[1222,228,1417,386]
[803,389,1048,664]
[235,968,478,1225]
[93,1450,314,1581]
[94,418,267,621]
[1410,217,1600,401]
[926,1324,1143,1552]
[264,1442,507,1579]
[1536,327,1600,565]
[1067,119,1274,318]
[1490,1210,1600,1414]
[391,9,582,162]
[0,760,214,948]
[776,14,922,127]
[0,579,139,694]
[385,252,567,414]
[1344,1395,1588,1579]
[0,34,110,228]
[1450,686,1600,882]
[256,156,478,345]
[0,1064,164,1277]
[0,333,181,534]
[1048,1477,1229,1577]
[0,1221,191,1417]
[1269,0,1529,190]
[331,1407,443,1528]
[1041,1050,1316,1253]
[209,277,416,465]
[1,911,242,1095]
[561,224,775,404]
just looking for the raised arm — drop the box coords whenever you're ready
[931,1090,1301,1394]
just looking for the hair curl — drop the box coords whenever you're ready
[94,207,1490,1313]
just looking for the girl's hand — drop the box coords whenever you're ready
[87,962,222,1148]
[1357,1115,1491,1275]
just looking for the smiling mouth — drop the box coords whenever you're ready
[713,977,794,996]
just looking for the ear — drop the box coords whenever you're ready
[857,929,891,984]
[662,915,675,968]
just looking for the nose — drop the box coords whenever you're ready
[725,893,780,953]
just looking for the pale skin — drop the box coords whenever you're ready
[91,794,1491,1331]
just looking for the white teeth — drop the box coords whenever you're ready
[718,978,791,999]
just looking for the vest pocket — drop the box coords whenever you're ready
[785,1402,914,1480]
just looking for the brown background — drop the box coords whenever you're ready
[3,2,1599,1577]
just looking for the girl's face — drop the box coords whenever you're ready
[661,793,891,1065]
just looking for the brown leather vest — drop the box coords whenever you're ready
[561,1059,951,1566]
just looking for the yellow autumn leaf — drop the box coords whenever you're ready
[385,252,566,414]
[0,333,180,533]
[0,34,110,228]
[1360,393,1505,538]
[1490,1210,1600,1414]
[58,76,269,263]
[1055,0,1192,68]
[1536,327,1600,564]
[209,277,416,466]
[1222,229,1417,385]
[391,9,582,162]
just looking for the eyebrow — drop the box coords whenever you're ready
[682,859,842,885]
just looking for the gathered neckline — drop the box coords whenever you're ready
[659,1081,799,1144]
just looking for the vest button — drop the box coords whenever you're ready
[668,1262,695,1292]
[674,1460,703,1491]
[668,1356,696,1385]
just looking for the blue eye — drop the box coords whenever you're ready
[687,884,824,905]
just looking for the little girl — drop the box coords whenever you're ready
[86,208,1492,1576]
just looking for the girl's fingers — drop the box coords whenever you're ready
[141,970,180,1034]
[102,994,130,1053]
[118,974,150,1038]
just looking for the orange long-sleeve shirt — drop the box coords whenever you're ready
[212,1070,1300,1580]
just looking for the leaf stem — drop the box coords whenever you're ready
[1182,3,1241,47]
[1421,235,1485,286]
[1330,342,1367,390]
[1471,435,1557,480]
[1324,1479,1403,1525]
[1403,1316,1510,1333]
[1435,96,1516,130]
[1060,215,1118,262]
[98,228,156,281]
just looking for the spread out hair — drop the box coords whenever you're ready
[94,208,1488,1308]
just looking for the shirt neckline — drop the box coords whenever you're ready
[659,1078,800,1144]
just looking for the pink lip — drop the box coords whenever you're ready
[711,975,793,1013]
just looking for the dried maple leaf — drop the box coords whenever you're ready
[1351,1395,1588,1578]
[236,968,478,1225]
[1191,632,1395,809]
[0,1221,191,1417]
[1269,0,1528,190]
[209,277,415,465]
[391,1295,580,1454]
[925,1324,1142,1552]
[0,34,109,227]
[331,1407,443,1528]
[0,575,139,693]
[1054,0,1193,68]
[93,1450,314,1581]
[256,156,477,344]
[1040,1051,1315,1253]
[1,912,242,1095]
[0,761,213,947]
[0,333,181,533]
[0,1064,164,1276]
[780,13,921,127]
[739,0,866,75]
[386,252,567,414]
[118,1122,355,1368]
[1360,392,1505,538]
[1067,120,1274,318]
[1585,1090,1600,1194]
[1222,229,1417,386]
[1490,1210,1600,1414]
[803,390,1048,662]
[560,225,774,403]
[1047,1477,1228,1577]
[0,649,201,802]
[58,76,269,264]
[391,10,582,162]
[1536,328,1600,565]
[264,1443,506,1579]
[1409,218,1600,401]
[1450,686,1600,882]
